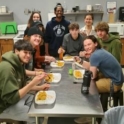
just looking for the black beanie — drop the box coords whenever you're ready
[31,21,43,27]
[27,26,43,37]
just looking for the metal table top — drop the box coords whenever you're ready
[28,63,104,118]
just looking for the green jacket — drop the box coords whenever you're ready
[0,51,26,113]
[98,33,122,63]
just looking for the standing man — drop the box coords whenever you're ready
[45,3,70,57]
[58,23,84,56]
[95,21,122,63]
[0,40,50,123]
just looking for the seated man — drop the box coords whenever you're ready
[74,35,124,124]
[95,21,122,63]
[75,35,123,93]
[0,40,50,123]
[58,22,85,56]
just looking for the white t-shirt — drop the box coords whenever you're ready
[80,26,96,36]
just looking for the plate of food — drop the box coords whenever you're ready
[35,91,56,105]
[75,62,84,68]
[50,60,64,68]
[45,73,61,83]
[73,69,85,79]
[63,56,74,61]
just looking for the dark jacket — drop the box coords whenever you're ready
[45,16,70,57]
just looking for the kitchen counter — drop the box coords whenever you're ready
[120,35,124,38]
[0,34,16,39]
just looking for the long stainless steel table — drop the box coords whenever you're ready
[28,63,104,124]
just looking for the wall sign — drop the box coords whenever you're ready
[107,2,117,13]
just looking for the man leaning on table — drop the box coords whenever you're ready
[74,35,124,124]
[0,40,50,123]
[58,22,85,56]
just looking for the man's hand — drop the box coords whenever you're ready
[79,51,87,57]
[45,56,56,62]
[40,83,50,90]
[58,47,64,54]
[79,51,90,58]
[32,72,47,85]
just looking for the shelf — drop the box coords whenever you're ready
[64,10,104,15]
[0,11,13,16]
[64,10,104,20]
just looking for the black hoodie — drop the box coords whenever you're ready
[45,16,70,56]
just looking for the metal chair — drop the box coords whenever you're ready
[100,89,123,112]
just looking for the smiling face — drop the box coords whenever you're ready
[54,6,63,18]
[15,50,32,64]
[30,34,42,48]
[33,13,40,21]
[84,15,93,26]
[84,39,97,55]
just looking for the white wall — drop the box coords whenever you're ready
[0,0,123,28]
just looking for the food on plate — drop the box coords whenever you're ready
[57,61,64,67]
[37,91,47,100]
[45,73,54,83]
[64,56,73,59]
[74,70,83,78]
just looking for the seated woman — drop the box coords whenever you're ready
[80,14,95,36]
[24,26,56,71]
[24,21,56,69]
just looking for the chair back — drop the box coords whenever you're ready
[101,106,124,124]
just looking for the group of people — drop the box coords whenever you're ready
[0,2,123,124]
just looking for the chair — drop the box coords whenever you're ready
[100,89,123,112]
[0,119,26,124]
[101,106,124,124]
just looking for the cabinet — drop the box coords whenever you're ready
[121,38,124,66]
[0,39,13,61]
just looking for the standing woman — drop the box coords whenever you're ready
[80,14,95,36]
[24,12,42,37]
[45,3,70,57]
[24,12,45,56]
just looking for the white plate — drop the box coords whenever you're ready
[63,56,74,61]
[50,61,64,68]
[75,62,84,69]
[45,73,61,83]
[73,69,85,79]
[35,91,56,105]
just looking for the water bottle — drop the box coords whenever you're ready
[81,70,92,94]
